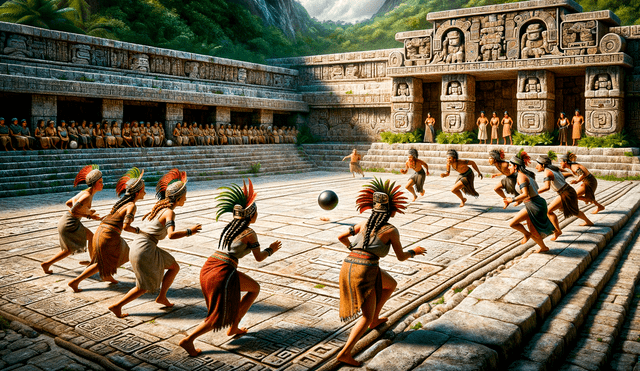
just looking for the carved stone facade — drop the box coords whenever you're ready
[391,77,423,133]
[307,107,391,141]
[585,66,624,136]
[441,75,475,133]
[516,70,555,133]
[165,103,183,141]
[30,94,56,127]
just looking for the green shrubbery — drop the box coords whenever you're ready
[296,125,319,145]
[380,128,425,144]
[512,131,554,146]
[436,131,475,144]
[577,133,629,148]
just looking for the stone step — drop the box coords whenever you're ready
[0,151,311,175]
[509,202,640,370]
[608,281,640,369]
[0,162,316,192]
[365,183,640,370]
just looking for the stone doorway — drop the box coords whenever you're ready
[123,101,162,123]
[273,113,292,127]
[1,92,30,125]
[422,82,442,132]
[58,96,101,124]
[232,111,253,127]
[555,76,585,124]
[184,107,213,125]
[475,80,517,128]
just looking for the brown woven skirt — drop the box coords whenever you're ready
[200,251,240,331]
[350,162,364,176]
[339,250,381,322]
[557,184,580,218]
[91,223,129,280]
[58,212,88,255]
[456,169,479,198]
[582,174,598,202]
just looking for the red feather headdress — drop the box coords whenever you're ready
[116,167,145,197]
[156,169,187,200]
[74,165,102,187]
[215,179,258,221]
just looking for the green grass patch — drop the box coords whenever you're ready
[410,322,422,330]
[148,319,156,324]
[435,297,445,305]
[625,151,635,157]
[363,167,388,173]
[198,172,207,176]
[0,315,10,330]
[453,288,463,293]
[314,284,325,289]
[214,171,224,176]
[249,163,261,174]
[597,337,603,342]
[78,76,95,82]
[468,288,474,294]
[345,90,353,94]
[594,174,640,182]
[436,130,475,144]
[16,190,28,196]
[381,128,424,144]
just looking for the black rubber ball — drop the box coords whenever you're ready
[318,190,339,211]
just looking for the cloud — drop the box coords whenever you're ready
[297,0,386,23]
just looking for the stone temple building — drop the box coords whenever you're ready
[1,0,639,142]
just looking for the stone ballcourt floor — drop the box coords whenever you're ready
[0,170,636,371]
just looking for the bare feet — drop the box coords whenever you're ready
[68,281,82,293]
[108,304,128,318]
[420,190,425,196]
[592,205,605,214]
[227,327,248,337]
[369,317,388,329]
[41,262,53,274]
[535,246,549,253]
[459,198,467,207]
[580,221,594,227]
[412,196,417,202]
[155,296,174,308]
[336,352,362,367]
[179,337,202,357]
[502,199,509,209]
[104,276,118,284]
[520,233,530,245]
[550,230,562,241]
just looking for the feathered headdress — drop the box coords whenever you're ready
[489,149,505,162]
[156,169,187,200]
[547,150,557,162]
[215,179,257,221]
[74,165,102,187]
[510,148,531,167]
[116,167,145,197]
[561,151,577,163]
[356,177,408,214]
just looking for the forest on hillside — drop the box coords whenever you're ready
[1,0,639,63]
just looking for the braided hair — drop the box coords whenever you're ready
[219,218,251,250]
[514,163,536,179]
[110,191,138,215]
[361,211,391,250]
[143,198,175,221]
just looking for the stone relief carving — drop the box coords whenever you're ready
[71,44,91,65]
[447,81,463,95]
[479,14,505,61]
[4,34,30,58]
[562,20,597,54]
[345,64,360,79]
[185,61,200,79]
[593,74,612,90]
[432,29,465,64]
[130,53,150,72]
[396,83,410,97]
[523,77,541,93]
[600,33,626,53]
[308,107,391,140]
[404,37,432,64]
[91,48,108,67]
[521,23,550,58]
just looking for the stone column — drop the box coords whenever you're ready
[585,66,624,136]
[165,103,183,143]
[31,94,57,130]
[516,70,555,134]
[440,75,475,133]
[253,109,274,127]
[391,77,423,133]
[216,107,231,127]
[102,99,123,122]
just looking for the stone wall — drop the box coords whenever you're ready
[475,80,517,125]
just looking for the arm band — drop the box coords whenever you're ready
[165,220,175,229]
[186,228,192,236]
[518,182,529,190]
[409,250,416,258]
[248,241,260,250]
[543,176,552,182]
[124,213,135,222]
[265,247,273,256]
[349,226,356,236]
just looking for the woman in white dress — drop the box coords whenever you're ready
[108,169,201,318]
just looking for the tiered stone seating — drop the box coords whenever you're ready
[300,143,373,171]
[0,144,316,197]
[360,143,640,178]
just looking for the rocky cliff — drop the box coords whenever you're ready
[372,0,404,18]
[228,0,315,40]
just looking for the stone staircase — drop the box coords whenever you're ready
[300,143,373,171]
[360,143,640,178]
[0,144,316,197]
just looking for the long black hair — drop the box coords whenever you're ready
[361,211,391,249]
[219,218,251,250]
[110,192,139,215]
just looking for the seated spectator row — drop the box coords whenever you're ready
[0,117,298,151]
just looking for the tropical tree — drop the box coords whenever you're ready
[0,0,85,33]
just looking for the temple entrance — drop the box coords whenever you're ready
[58,96,101,124]
[231,111,252,127]
[422,82,442,132]
[184,105,214,125]
[1,92,30,125]
[475,79,517,128]
[273,113,292,127]
[555,76,585,122]
[123,101,162,123]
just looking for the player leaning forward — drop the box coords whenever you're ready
[109,169,201,318]
[336,178,426,366]
[42,165,104,274]
[180,179,282,356]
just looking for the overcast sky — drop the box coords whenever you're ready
[297,0,387,23]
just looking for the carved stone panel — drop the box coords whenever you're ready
[585,66,624,98]
[31,94,57,128]
[440,74,476,133]
[404,36,432,65]
[516,70,555,133]
[102,99,123,121]
[479,14,506,61]
[561,20,600,55]
[585,66,624,135]
[215,106,231,125]
[516,70,555,100]
[165,102,183,141]
[307,107,391,141]
[441,75,476,102]
[71,44,92,65]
